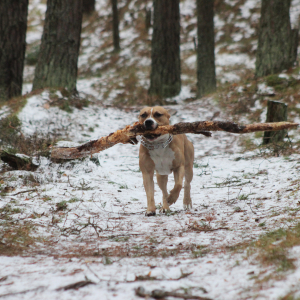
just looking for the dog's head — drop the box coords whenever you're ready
[139,106,171,129]
[138,106,171,141]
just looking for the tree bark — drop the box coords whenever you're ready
[0,151,38,171]
[83,0,95,15]
[255,0,298,77]
[263,100,287,144]
[149,0,181,98]
[32,0,83,92]
[145,8,152,32]
[0,0,28,101]
[196,0,216,98]
[112,0,120,52]
[51,121,298,160]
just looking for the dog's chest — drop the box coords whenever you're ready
[149,147,175,175]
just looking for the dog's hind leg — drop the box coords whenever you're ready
[183,140,194,210]
[156,174,170,212]
[183,163,193,210]
[167,165,184,205]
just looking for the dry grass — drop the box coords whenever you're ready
[246,223,300,273]
[0,115,57,160]
[0,222,43,256]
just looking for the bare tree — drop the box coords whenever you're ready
[83,0,95,15]
[112,0,120,52]
[196,0,216,98]
[149,0,181,98]
[0,0,28,101]
[145,8,152,32]
[256,0,298,77]
[32,0,83,93]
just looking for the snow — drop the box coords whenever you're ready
[257,83,275,95]
[2,93,300,299]
[1,0,300,299]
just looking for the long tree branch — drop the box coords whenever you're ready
[51,121,298,160]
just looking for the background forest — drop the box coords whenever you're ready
[1,0,300,299]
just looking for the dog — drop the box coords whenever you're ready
[138,106,194,216]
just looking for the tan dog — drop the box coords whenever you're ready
[138,106,194,216]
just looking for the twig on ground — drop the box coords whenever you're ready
[67,175,74,188]
[85,263,102,282]
[12,189,37,196]
[188,225,229,232]
[56,280,95,291]
[135,286,212,300]
[134,270,193,282]
[0,286,46,298]
[202,180,251,189]
[106,233,143,238]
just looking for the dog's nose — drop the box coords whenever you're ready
[144,119,154,129]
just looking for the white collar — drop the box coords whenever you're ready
[137,134,173,150]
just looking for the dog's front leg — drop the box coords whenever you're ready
[142,171,156,216]
[167,165,184,205]
[156,174,170,212]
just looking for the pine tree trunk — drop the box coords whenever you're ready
[0,0,28,101]
[255,0,298,77]
[196,0,216,98]
[32,0,83,93]
[263,100,287,144]
[149,0,181,98]
[83,0,95,15]
[145,8,152,32]
[112,0,120,52]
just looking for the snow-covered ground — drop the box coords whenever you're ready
[1,0,300,299]
[1,92,300,299]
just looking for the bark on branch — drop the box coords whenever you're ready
[50,121,298,160]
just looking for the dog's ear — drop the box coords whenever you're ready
[167,108,177,117]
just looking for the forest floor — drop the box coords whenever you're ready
[1,0,300,299]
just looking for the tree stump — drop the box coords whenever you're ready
[0,151,38,171]
[263,100,287,144]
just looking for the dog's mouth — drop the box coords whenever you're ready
[143,134,161,141]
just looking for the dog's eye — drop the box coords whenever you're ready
[140,113,147,118]
[154,112,163,118]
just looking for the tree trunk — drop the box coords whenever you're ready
[0,0,28,101]
[145,8,152,32]
[112,0,120,52]
[32,0,83,93]
[255,0,298,77]
[83,0,95,15]
[196,0,216,98]
[149,0,181,98]
[263,100,287,144]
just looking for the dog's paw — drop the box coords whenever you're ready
[183,203,192,210]
[159,207,170,214]
[167,188,181,205]
[167,194,177,205]
[145,211,156,217]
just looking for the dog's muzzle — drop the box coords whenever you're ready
[144,119,157,130]
[143,118,160,140]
